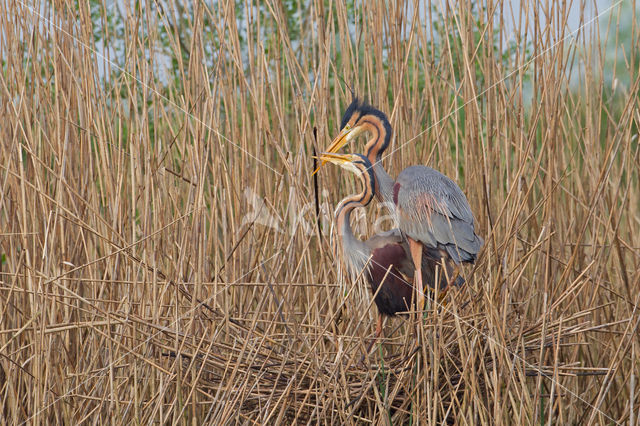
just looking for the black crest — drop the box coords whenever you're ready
[338,98,393,154]
[340,97,391,132]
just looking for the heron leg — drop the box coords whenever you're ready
[408,238,425,312]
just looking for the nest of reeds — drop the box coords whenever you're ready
[126,282,609,424]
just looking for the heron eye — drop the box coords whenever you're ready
[344,124,351,131]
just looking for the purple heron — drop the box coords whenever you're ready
[321,99,483,311]
[317,152,454,340]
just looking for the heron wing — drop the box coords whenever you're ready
[394,166,483,262]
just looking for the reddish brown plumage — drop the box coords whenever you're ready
[392,182,400,205]
[369,243,414,316]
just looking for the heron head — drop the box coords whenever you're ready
[326,98,382,153]
[315,152,377,210]
[312,99,391,175]
[311,124,365,176]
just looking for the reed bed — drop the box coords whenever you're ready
[1,0,639,423]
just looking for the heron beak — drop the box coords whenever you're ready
[313,152,353,166]
[325,128,353,154]
[311,128,354,175]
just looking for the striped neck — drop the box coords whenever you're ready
[335,201,370,275]
[358,115,393,204]
[334,158,377,276]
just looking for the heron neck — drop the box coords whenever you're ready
[362,118,393,204]
[372,160,394,205]
[336,200,370,275]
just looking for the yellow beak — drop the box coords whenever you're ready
[325,128,353,154]
[311,128,353,175]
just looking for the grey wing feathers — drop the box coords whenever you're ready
[396,166,473,221]
[395,166,483,263]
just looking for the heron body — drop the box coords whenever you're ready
[324,99,484,309]
[322,153,453,340]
